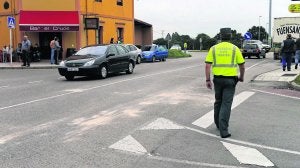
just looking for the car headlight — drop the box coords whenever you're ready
[59,61,65,67]
[83,59,95,67]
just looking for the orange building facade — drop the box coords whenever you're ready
[0,0,138,59]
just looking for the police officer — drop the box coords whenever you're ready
[205,28,245,138]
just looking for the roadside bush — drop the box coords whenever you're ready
[295,75,300,85]
[168,49,191,58]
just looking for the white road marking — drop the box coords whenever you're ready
[0,86,9,89]
[28,80,43,84]
[246,60,267,71]
[222,141,274,167]
[140,118,185,130]
[252,89,300,100]
[109,135,147,155]
[185,125,300,156]
[192,91,255,128]
[0,65,199,111]
[149,155,248,168]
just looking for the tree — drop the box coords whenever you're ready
[247,26,268,42]
[153,38,167,46]
[195,34,216,50]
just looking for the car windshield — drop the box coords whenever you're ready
[142,45,155,51]
[75,46,107,57]
[244,44,257,49]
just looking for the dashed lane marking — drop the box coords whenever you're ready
[192,91,255,128]
[28,80,43,84]
[222,141,274,167]
[0,65,199,112]
[0,86,9,89]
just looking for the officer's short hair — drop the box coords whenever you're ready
[220,28,232,41]
[287,34,292,39]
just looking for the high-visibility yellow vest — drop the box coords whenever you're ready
[205,42,245,76]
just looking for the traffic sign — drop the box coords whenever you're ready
[244,32,252,40]
[7,16,15,29]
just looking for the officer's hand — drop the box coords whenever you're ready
[206,81,212,90]
[238,77,244,82]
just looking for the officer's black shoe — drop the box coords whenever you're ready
[296,64,298,69]
[283,68,286,71]
[221,134,231,138]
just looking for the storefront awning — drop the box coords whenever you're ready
[19,10,80,32]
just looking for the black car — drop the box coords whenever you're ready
[242,43,266,59]
[58,44,136,80]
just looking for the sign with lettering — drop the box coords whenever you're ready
[85,18,99,29]
[289,4,300,13]
[20,26,79,32]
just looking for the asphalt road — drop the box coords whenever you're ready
[0,52,299,168]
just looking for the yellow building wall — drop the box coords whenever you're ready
[81,0,134,46]
[22,0,76,11]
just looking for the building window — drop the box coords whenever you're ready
[117,0,123,6]
[95,0,102,2]
[117,27,124,43]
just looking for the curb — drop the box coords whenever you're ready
[290,81,300,91]
[0,66,59,69]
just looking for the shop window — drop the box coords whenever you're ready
[117,0,123,6]
[3,1,10,9]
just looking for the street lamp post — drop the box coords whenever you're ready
[266,23,269,43]
[258,16,262,41]
[268,0,272,45]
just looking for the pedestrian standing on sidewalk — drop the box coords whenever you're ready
[54,37,61,65]
[16,43,22,62]
[205,28,245,138]
[281,34,295,71]
[21,35,31,67]
[294,36,300,70]
[50,37,56,64]
[2,45,8,63]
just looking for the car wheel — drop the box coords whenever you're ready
[126,62,134,74]
[162,57,166,62]
[136,56,141,64]
[257,54,261,59]
[152,56,156,62]
[99,65,108,79]
[65,75,74,81]
[263,54,266,58]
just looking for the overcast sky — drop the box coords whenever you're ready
[134,0,298,39]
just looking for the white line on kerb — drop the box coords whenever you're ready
[192,91,255,128]
[0,86,9,89]
[252,89,300,100]
[28,80,43,84]
[0,65,199,111]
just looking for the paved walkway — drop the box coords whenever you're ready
[0,60,59,69]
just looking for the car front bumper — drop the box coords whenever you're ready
[58,65,100,77]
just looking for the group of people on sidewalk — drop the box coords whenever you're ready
[50,37,61,65]
[281,34,300,71]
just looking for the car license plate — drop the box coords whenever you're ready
[67,68,79,71]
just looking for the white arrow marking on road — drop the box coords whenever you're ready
[109,135,147,155]
[140,118,185,130]
[192,91,255,128]
[221,141,274,167]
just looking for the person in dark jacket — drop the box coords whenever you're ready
[295,36,300,69]
[281,34,295,71]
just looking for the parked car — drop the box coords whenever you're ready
[124,44,142,64]
[170,44,182,50]
[141,44,168,62]
[58,44,136,80]
[242,43,266,59]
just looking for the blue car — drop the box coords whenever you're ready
[141,44,168,62]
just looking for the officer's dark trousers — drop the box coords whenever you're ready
[22,50,30,66]
[213,77,237,137]
[281,52,292,71]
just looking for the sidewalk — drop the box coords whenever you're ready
[0,60,59,69]
[254,68,300,91]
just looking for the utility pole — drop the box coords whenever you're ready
[268,0,272,45]
[258,16,262,41]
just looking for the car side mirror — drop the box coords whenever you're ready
[107,53,115,57]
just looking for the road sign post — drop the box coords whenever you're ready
[7,16,15,64]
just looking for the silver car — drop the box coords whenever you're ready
[124,44,142,64]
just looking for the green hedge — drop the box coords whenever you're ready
[295,75,300,85]
[168,49,191,58]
